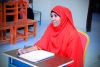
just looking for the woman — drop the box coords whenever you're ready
[18,5,83,67]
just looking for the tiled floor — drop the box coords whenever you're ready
[84,13,100,67]
[0,13,100,67]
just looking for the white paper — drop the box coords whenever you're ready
[19,50,54,63]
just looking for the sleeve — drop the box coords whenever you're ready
[35,25,51,50]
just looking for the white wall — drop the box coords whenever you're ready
[33,0,89,29]
[33,0,51,22]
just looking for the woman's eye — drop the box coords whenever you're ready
[51,15,53,17]
[51,13,58,18]
[54,14,58,17]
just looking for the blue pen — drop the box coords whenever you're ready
[23,45,26,49]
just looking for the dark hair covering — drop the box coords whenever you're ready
[51,10,60,17]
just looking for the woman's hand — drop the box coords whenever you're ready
[17,48,27,55]
[17,45,39,55]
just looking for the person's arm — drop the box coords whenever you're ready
[25,45,40,52]
[17,45,40,55]
[17,24,51,55]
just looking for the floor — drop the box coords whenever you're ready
[0,13,100,67]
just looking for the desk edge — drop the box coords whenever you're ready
[58,60,74,67]
[3,53,38,67]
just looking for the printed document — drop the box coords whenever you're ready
[19,50,54,63]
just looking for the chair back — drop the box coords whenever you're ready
[18,0,27,20]
[0,3,2,23]
[3,1,18,23]
[77,29,90,62]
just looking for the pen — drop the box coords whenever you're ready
[23,45,26,49]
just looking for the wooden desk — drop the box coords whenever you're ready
[3,49,74,67]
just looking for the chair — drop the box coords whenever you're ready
[0,3,2,22]
[13,0,28,44]
[3,1,18,23]
[3,0,37,44]
[0,3,2,41]
[77,29,90,62]
[3,0,28,44]
[16,0,37,41]
[27,19,37,37]
[0,2,14,45]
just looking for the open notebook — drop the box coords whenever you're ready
[18,50,54,63]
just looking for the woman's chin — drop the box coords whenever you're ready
[53,25,58,27]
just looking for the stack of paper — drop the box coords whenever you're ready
[19,50,54,63]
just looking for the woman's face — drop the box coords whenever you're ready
[51,12,60,27]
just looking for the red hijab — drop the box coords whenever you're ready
[36,5,83,67]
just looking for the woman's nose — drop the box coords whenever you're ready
[51,16,55,21]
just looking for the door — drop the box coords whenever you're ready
[86,0,94,32]
[86,0,100,32]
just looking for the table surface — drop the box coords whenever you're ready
[3,48,74,67]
